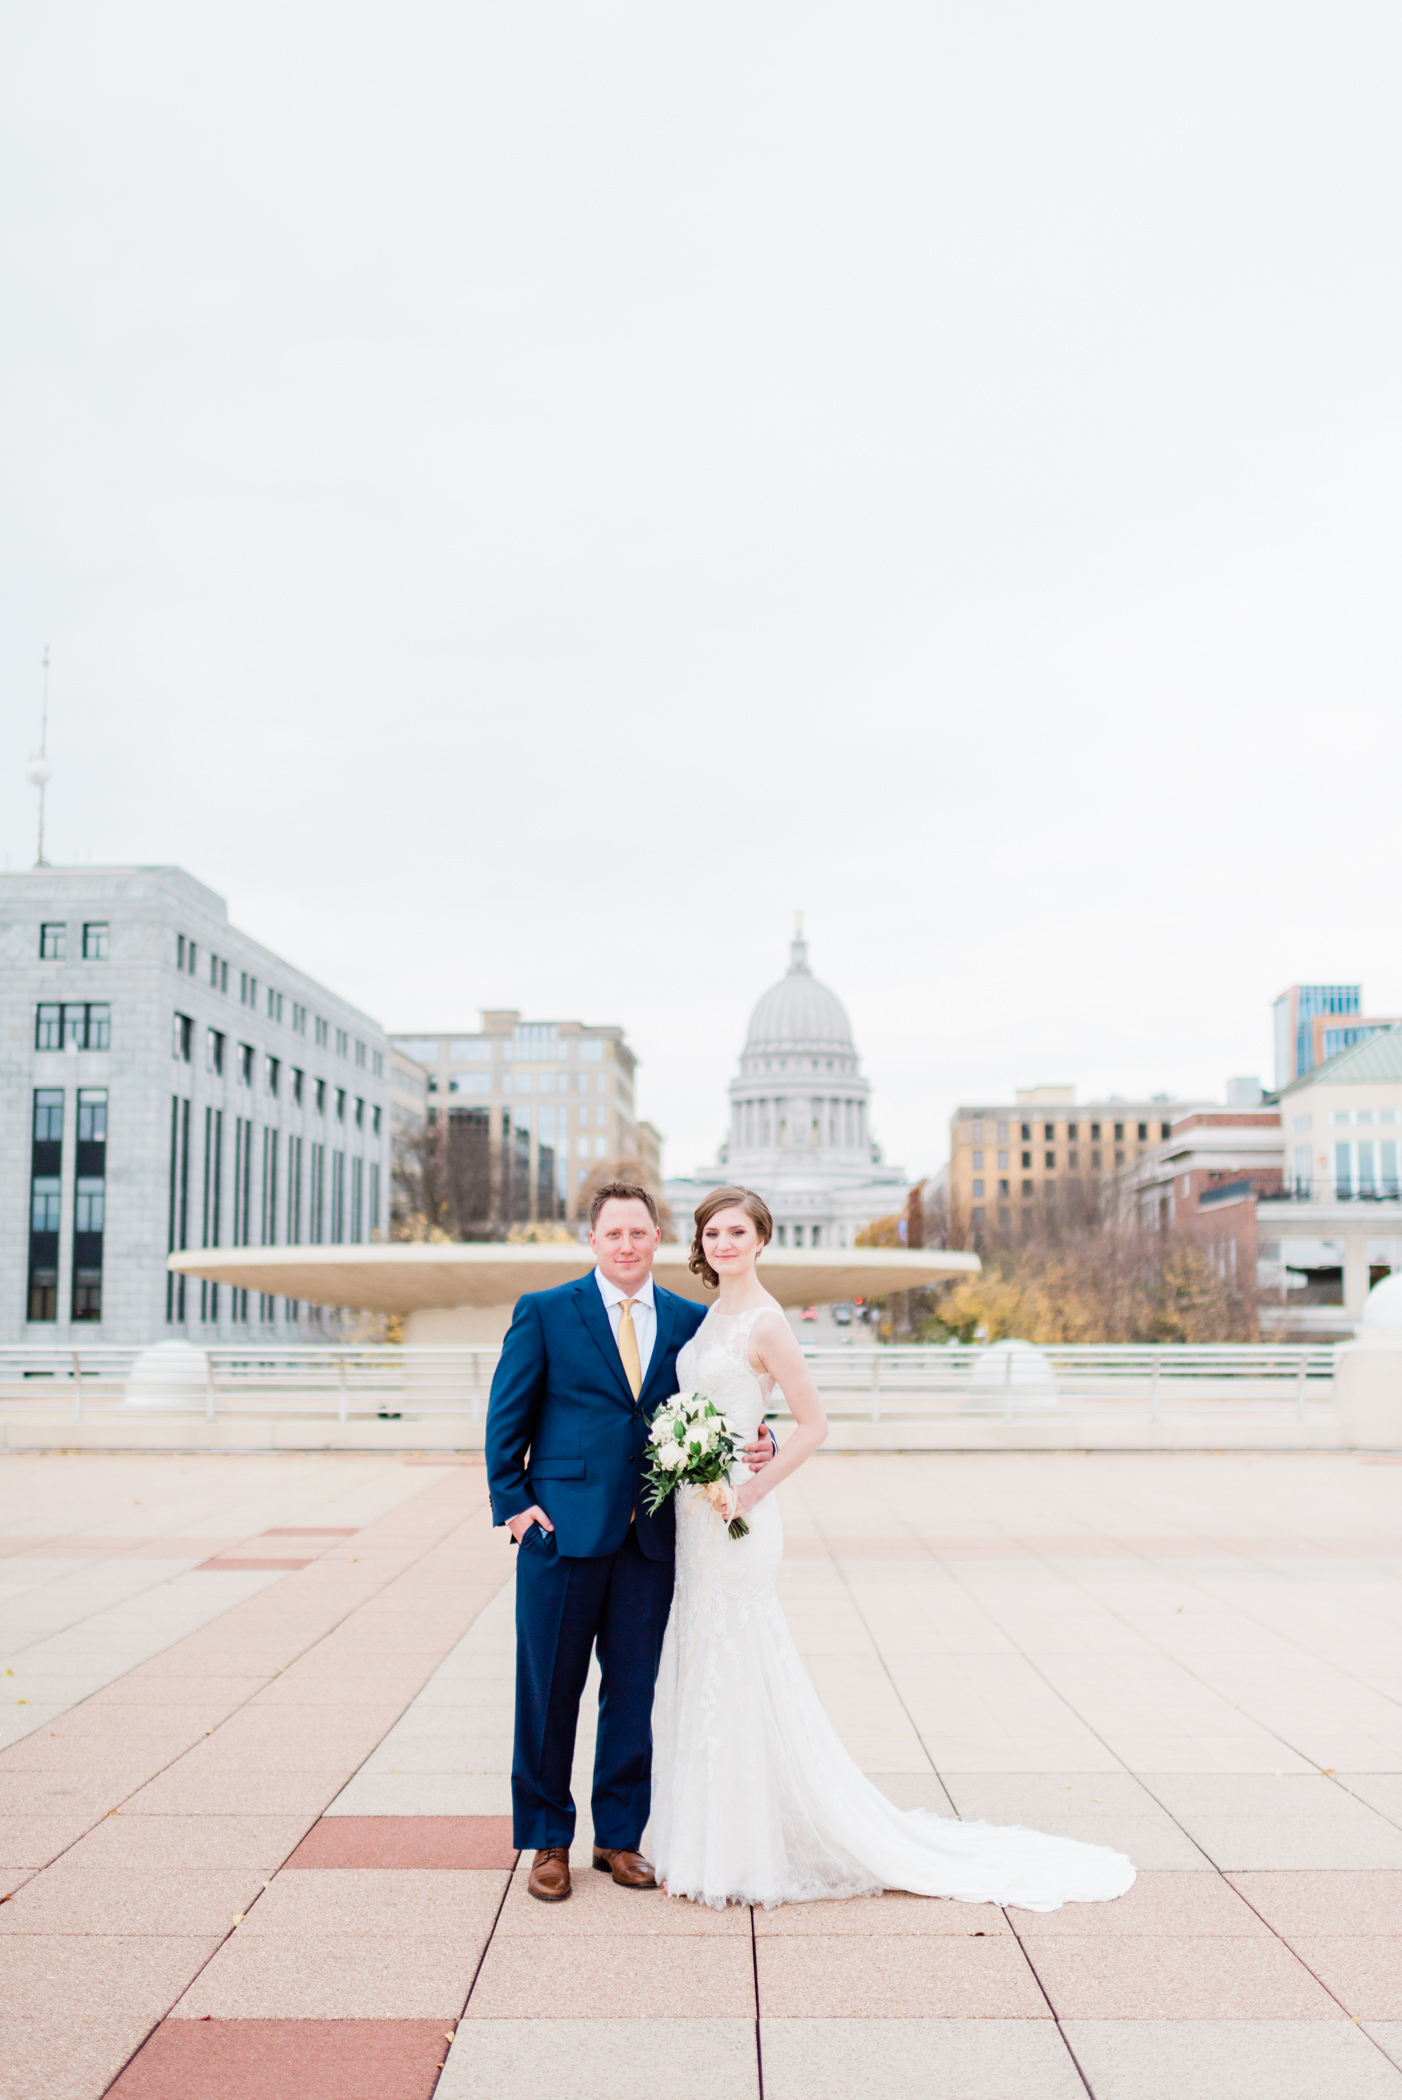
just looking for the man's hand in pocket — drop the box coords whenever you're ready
[507,1505,555,1543]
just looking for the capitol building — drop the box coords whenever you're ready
[663,927,909,1249]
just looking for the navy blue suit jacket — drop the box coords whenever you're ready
[485,1273,709,1562]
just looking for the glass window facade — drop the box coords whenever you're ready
[27,1088,64,1322]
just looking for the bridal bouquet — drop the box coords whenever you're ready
[642,1392,750,1539]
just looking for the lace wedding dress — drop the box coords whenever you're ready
[650,1305,1136,1912]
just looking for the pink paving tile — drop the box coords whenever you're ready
[123,1770,348,1816]
[73,1815,313,1871]
[0,1815,102,1867]
[107,2017,450,2099]
[0,1865,262,1935]
[196,1557,312,1571]
[1229,1870,1402,1937]
[0,1933,223,2018]
[467,1934,757,2017]
[173,1934,476,2019]
[1026,1934,1345,2018]
[1285,1938,1402,2018]
[241,1867,504,1938]
[286,1816,517,1869]
[0,2013,161,2100]
[261,1527,359,1536]
[751,1891,1012,1937]
[1012,1871,1268,1937]
[755,1933,1048,2017]
[494,1867,750,1937]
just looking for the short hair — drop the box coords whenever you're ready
[688,1185,774,1289]
[589,1180,660,1230]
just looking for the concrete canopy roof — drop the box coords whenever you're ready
[166,1241,979,1315]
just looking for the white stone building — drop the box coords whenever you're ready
[0,865,391,1347]
[665,930,908,1249]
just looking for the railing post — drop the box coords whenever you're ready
[71,1350,82,1425]
[1150,1349,1161,1426]
[205,1352,217,1423]
[870,1348,881,1425]
[338,1353,349,1426]
[1296,1352,1307,1424]
[1004,1345,1013,1425]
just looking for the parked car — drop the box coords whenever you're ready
[832,1302,854,1326]
[800,1305,818,1323]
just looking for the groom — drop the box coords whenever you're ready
[486,1181,774,1902]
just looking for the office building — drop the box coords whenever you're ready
[947,1085,1213,1239]
[389,1013,641,1226]
[1273,985,1402,1089]
[1,865,391,1346]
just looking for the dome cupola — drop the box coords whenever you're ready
[742,923,857,1068]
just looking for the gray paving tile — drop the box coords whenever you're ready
[1341,1777,1402,1828]
[941,1773,1213,1869]
[761,2018,1086,2099]
[1366,2026,1402,2073]
[438,2018,759,2097]
[1063,2019,1402,2098]
[325,1772,513,1815]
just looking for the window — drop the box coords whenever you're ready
[972,1178,984,1198]
[28,1097,63,1319]
[1021,1178,1033,1197]
[997,1122,1008,1141]
[81,922,109,960]
[447,1038,491,1062]
[1160,1122,1172,1141]
[207,1029,225,1075]
[972,1151,984,1169]
[997,1178,1009,1197]
[72,1088,108,1322]
[372,1050,384,1078]
[292,1068,304,1105]
[173,1012,193,1062]
[40,921,66,959]
[1114,1123,1125,1141]
[580,1040,604,1060]
[336,1089,346,1122]
[240,971,257,1008]
[1068,1150,1078,1169]
[597,1105,608,1127]
[354,1097,364,1129]
[36,1001,109,1050]
[315,1017,329,1047]
[238,1043,254,1086]
[1090,1122,1101,1140]
[267,987,282,1021]
[1021,1123,1031,1141]
[997,1150,1008,1169]
[336,1028,349,1058]
[1067,1123,1078,1140]
[1021,1150,1031,1169]
[595,1136,608,1157]
[316,1079,326,1114]
[1137,1123,1148,1141]
[1091,1149,1102,1170]
[1045,1151,1055,1170]
[292,1002,307,1034]
[1044,1123,1055,1140]
[372,1104,381,1135]
[1115,1148,1125,1166]
[972,1121,984,1141]
[177,933,186,969]
[187,941,197,976]
[265,1055,280,1096]
[166,1094,193,1322]
[355,1040,366,1069]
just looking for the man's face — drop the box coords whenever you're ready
[590,1199,662,1293]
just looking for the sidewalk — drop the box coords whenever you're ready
[3,1450,1402,2098]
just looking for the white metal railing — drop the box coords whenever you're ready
[0,1341,1339,1429]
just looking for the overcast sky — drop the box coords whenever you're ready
[2,1,1398,1181]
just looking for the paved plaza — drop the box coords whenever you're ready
[3,1449,1402,2099]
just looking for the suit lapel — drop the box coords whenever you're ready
[572,1276,636,1410]
[639,1287,682,1412]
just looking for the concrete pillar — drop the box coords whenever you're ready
[1344,1235,1371,1321]
[1335,1340,1402,1447]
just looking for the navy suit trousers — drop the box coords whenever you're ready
[511,1520,673,1852]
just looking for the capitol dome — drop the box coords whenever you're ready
[744,931,857,1060]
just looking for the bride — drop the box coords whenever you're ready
[649,1185,1135,1913]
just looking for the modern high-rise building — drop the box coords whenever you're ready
[0,865,391,1347]
[1273,985,1402,1090]
[388,1012,642,1226]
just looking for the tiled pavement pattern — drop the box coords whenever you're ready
[2,1453,1402,2097]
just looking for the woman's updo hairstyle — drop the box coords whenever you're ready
[688,1185,774,1290]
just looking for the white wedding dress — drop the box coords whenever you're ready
[650,1305,1136,1912]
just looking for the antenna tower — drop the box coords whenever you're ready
[25,648,51,867]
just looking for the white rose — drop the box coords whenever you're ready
[663,1442,688,1471]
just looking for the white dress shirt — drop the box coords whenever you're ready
[595,1269,657,1389]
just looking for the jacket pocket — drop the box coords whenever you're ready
[529,1458,587,1479]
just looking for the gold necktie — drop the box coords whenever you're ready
[617,1297,642,1400]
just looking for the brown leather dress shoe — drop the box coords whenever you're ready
[592,1845,658,1889]
[527,1846,572,1902]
